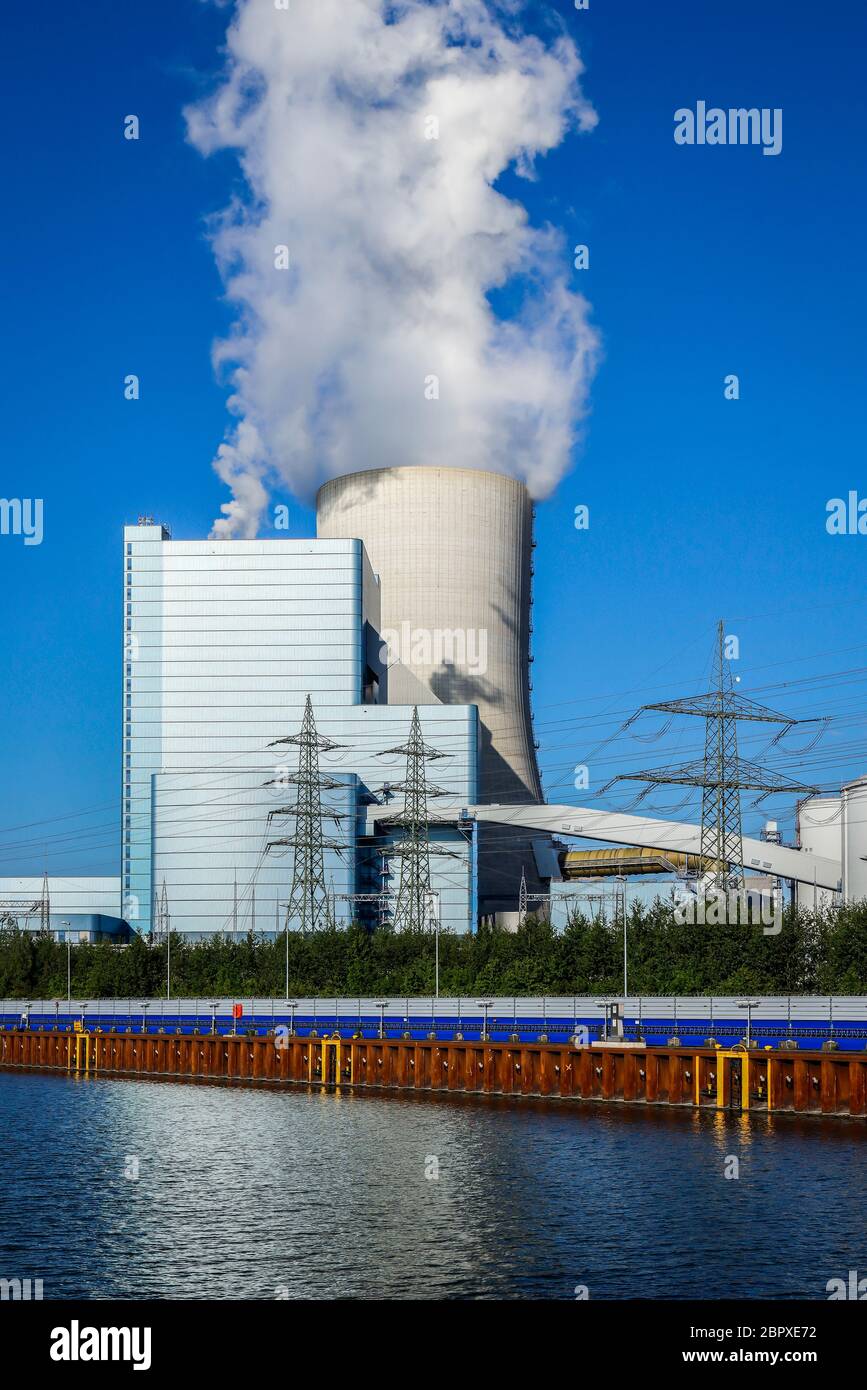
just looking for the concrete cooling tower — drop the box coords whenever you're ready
[316,466,544,915]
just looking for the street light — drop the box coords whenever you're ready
[61,921,71,1002]
[477,999,494,1041]
[282,906,291,1000]
[427,891,441,999]
[737,999,760,1050]
[139,1000,151,1034]
[374,1000,389,1040]
[615,874,628,997]
[208,1001,219,1036]
[285,999,298,1036]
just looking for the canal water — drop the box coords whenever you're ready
[1,1071,864,1300]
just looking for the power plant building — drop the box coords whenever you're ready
[122,518,480,937]
[0,876,126,941]
[317,466,545,913]
[8,467,863,941]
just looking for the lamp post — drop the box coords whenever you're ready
[375,1000,389,1040]
[282,907,291,1001]
[286,999,298,1036]
[739,995,755,1045]
[139,1000,150,1034]
[208,1001,219,1036]
[62,920,71,1002]
[615,875,628,997]
[477,999,494,1041]
[430,891,442,999]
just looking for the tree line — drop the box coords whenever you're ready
[1,900,865,1000]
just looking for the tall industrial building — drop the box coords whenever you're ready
[317,466,544,912]
[122,521,478,937]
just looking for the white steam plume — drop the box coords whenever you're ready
[186,0,600,538]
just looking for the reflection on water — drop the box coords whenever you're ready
[0,1072,864,1300]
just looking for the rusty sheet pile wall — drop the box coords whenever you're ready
[2,1030,866,1119]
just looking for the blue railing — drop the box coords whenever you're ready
[3,1009,865,1050]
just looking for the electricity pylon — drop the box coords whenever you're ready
[378,706,459,932]
[158,878,170,941]
[264,695,344,932]
[0,872,51,933]
[40,871,50,933]
[608,620,819,887]
[152,878,170,941]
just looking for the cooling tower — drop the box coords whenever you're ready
[317,466,544,914]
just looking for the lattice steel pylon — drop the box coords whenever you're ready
[40,871,50,933]
[0,872,51,932]
[152,878,170,942]
[377,706,460,933]
[607,620,820,888]
[264,695,345,933]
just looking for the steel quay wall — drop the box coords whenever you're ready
[2,1031,867,1120]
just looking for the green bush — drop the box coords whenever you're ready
[0,901,864,999]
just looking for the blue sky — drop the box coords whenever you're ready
[1,0,865,876]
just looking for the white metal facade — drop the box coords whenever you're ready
[122,524,478,936]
